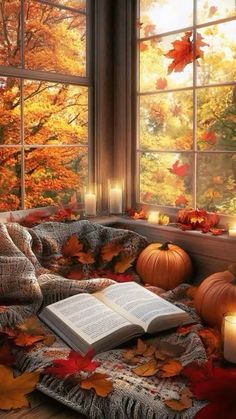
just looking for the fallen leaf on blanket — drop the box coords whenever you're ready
[197,328,222,358]
[80,372,113,397]
[0,306,7,313]
[142,345,156,357]
[155,341,186,358]
[77,252,95,265]
[100,243,123,262]
[16,316,45,336]
[62,235,83,257]
[114,256,136,273]
[159,360,183,377]
[176,324,197,336]
[122,350,141,365]
[186,286,198,299]
[67,269,83,280]
[44,349,100,378]
[42,335,56,346]
[135,338,148,355]
[164,386,193,411]
[132,359,159,377]
[0,342,15,366]
[0,365,40,410]
[14,332,45,347]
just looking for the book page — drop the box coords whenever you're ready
[95,282,187,332]
[41,293,132,344]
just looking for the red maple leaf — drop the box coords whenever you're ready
[182,361,236,419]
[44,349,100,378]
[201,131,217,145]
[155,77,167,90]
[165,31,208,74]
[169,160,190,177]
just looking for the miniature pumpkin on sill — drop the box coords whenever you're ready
[136,241,192,290]
[194,264,236,329]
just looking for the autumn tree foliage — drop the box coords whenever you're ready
[0,0,88,211]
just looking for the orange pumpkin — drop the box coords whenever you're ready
[136,241,192,290]
[194,265,236,329]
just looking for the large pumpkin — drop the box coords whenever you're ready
[194,265,236,329]
[136,241,192,290]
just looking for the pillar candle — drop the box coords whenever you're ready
[109,187,122,214]
[224,314,236,363]
[229,226,236,237]
[147,211,159,224]
[84,193,96,216]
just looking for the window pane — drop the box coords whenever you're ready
[0,147,21,212]
[139,91,193,150]
[24,146,88,208]
[0,0,21,67]
[25,1,86,76]
[197,22,236,85]
[44,0,86,11]
[139,0,193,37]
[139,152,193,207]
[139,32,194,92]
[197,153,236,214]
[24,80,88,145]
[0,77,21,145]
[197,86,236,151]
[197,0,236,24]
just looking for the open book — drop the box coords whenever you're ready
[39,282,190,355]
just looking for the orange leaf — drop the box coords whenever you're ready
[0,365,40,410]
[77,252,95,265]
[14,332,45,347]
[156,77,167,90]
[80,372,113,397]
[114,256,136,273]
[164,386,193,411]
[16,316,45,335]
[159,359,183,377]
[155,341,186,358]
[132,359,159,377]
[142,345,156,357]
[62,235,83,257]
[198,328,222,358]
[132,209,147,220]
[100,243,123,262]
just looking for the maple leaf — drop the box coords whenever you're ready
[77,252,95,265]
[133,359,159,377]
[44,349,100,378]
[155,341,186,359]
[197,328,222,358]
[0,342,15,366]
[165,31,208,74]
[175,195,188,206]
[169,160,190,177]
[132,208,147,220]
[80,372,113,397]
[0,365,40,410]
[62,235,83,257]
[164,386,193,412]
[201,131,217,145]
[156,77,167,90]
[114,256,136,273]
[159,359,183,377]
[100,242,123,262]
[14,332,45,347]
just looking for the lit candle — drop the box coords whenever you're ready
[109,187,122,214]
[224,314,236,363]
[84,193,96,216]
[147,211,159,224]
[229,224,236,237]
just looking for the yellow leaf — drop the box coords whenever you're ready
[114,256,136,273]
[132,359,159,377]
[0,365,40,410]
[80,372,113,397]
[77,252,95,264]
[159,359,183,377]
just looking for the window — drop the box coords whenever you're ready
[137,0,236,215]
[0,0,91,212]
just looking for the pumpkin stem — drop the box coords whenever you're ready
[158,241,172,251]
[228,264,236,282]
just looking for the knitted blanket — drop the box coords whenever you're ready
[0,220,206,418]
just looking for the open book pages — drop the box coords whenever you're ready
[39,282,190,355]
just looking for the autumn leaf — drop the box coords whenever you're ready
[0,365,40,410]
[175,195,188,206]
[169,160,190,177]
[164,386,193,412]
[135,338,148,355]
[14,332,45,347]
[114,256,136,273]
[159,360,183,377]
[16,316,45,335]
[139,41,148,52]
[77,252,95,265]
[44,349,100,378]
[155,341,186,358]
[156,77,167,90]
[0,342,15,366]
[132,359,159,377]
[100,242,123,262]
[201,131,217,145]
[62,235,83,257]
[210,227,226,236]
[132,209,147,220]
[80,372,113,397]
[197,328,222,358]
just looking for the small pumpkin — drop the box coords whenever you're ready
[194,264,236,329]
[136,241,192,290]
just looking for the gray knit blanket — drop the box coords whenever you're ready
[0,221,206,418]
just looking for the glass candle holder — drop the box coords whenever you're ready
[108,179,123,215]
[147,211,159,224]
[84,184,97,217]
[223,313,236,363]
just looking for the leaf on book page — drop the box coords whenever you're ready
[155,341,186,358]
[76,252,95,265]
[114,256,136,273]
[0,365,40,410]
[100,243,123,262]
[0,342,15,367]
[80,372,113,397]
[44,349,100,378]
[132,359,159,377]
[62,235,83,257]
[164,386,193,411]
[159,360,183,378]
